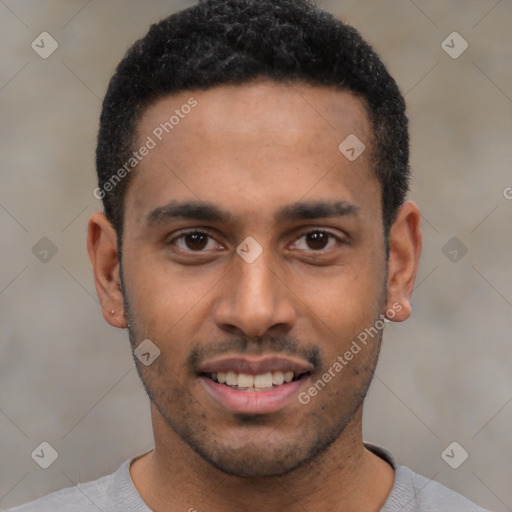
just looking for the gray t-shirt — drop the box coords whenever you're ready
[3,444,489,511]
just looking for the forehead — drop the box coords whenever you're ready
[125,81,378,225]
[138,80,371,151]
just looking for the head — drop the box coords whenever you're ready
[88,0,421,478]
[95,0,410,240]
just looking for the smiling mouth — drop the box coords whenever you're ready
[202,371,310,391]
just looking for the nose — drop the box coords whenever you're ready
[214,252,297,338]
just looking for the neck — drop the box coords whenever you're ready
[130,404,394,512]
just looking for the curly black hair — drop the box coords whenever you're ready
[96,0,409,240]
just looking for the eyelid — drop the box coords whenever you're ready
[166,226,347,253]
[297,227,343,237]
[291,227,347,247]
[167,228,225,251]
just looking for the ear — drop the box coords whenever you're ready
[385,201,422,322]
[87,212,127,328]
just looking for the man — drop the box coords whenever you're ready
[6,0,488,510]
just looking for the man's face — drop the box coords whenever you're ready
[120,81,389,477]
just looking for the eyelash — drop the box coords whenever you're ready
[168,229,343,253]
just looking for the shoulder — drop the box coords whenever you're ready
[364,443,488,512]
[3,475,112,512]
[3,459,148,512]
[384,465,489,512]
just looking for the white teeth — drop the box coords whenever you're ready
[210,370,306,389]
[237,373,254,388]
[272,371,284,385]
[225,371,237,386]
[253,372,273,389]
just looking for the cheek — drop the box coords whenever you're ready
[295,256,385,329]
[122,249,224,335]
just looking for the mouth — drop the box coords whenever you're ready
[197,356,313,414]
[201,370,310,392]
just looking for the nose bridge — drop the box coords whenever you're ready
[214,248,296,337]
[237,254,276,305]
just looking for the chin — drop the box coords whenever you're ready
[200,446,308,478]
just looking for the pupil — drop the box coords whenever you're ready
[186,233,208,250]
[307,232,328,250]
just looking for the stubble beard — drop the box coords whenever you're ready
[120,270,386,478]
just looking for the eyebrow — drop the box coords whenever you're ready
[147,200,231,225]
[146,199,358,226]
[275,200,358,223]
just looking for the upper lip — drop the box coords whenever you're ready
[197,355,314,375]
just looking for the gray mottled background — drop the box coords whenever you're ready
[1,0,511,510]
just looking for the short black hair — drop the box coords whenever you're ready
[96,0,409,240]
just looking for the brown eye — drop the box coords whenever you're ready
[171,231,219,252]
[184,232,209,250]
[290,230,339,252]
[305,231,330,250]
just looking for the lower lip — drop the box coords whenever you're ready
[200,375,310,415]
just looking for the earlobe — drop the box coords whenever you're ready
[87,212,127,329]
[385,202,422,323]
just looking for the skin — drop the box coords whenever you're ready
[87,81,422,512]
